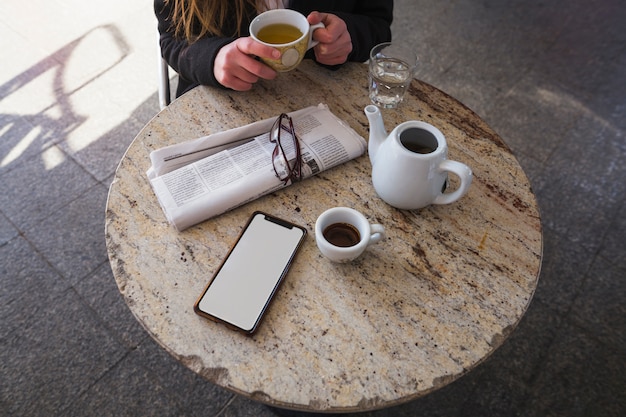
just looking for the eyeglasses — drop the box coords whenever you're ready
[270,113,303,184]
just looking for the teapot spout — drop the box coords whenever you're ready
[364,105,387,165]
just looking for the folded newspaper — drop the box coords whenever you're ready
[147,104,367,231]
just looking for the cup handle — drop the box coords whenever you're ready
[369,224,385,245]
[433,160,473,205]
[308,22,325,49]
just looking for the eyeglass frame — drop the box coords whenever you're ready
[270,113,303,184]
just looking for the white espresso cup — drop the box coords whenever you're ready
[315,207,385,263]
[249,9,324,72]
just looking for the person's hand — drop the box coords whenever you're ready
[307,12,352,66]
[214,37,280,91]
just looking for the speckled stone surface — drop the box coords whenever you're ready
[105,61,542,413]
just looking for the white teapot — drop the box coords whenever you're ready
[364,105,472,210]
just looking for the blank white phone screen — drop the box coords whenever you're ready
[197,213,305,332]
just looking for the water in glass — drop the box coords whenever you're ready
[369,57,412,108]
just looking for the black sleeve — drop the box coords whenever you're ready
[154,0,233,93]
[154,0,393,94]
[291,0,393,62]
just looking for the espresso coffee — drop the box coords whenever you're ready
[400,127,438,154]
[256,23,303,44]
[323,222,361,247]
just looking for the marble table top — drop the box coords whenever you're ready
[105,60,542,413]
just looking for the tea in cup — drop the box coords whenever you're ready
[249,9,324,72]
[315,207,385,263]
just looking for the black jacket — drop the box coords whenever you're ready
[154,0,393,96]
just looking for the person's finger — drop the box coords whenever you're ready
[236,37,281,60]
[306,11,323,26]
[215,39,278,89]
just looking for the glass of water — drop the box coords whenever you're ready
[368,42,418,108]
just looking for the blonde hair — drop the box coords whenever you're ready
[166,0,265,42]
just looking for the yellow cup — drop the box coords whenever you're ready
[249,9,324,72]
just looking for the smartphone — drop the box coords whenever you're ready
[194,211,307,334]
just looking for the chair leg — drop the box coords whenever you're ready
[157,31,171,109]
[158,58,171,110]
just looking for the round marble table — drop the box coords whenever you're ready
[105,60,542,413]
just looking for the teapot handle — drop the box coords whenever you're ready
[432,160,473,205]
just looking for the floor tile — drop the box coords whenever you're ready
[513,152,545,194]
[532,231,595,315]
[0,287,127,416]
[131,337,234,417]
[587,54,626,132]
[483,70,584,164]
[598,198,626,270]
[0,146,98,232]
[534,112,626,251]
[0,236,70,339]
[58,102,147,182]
[73,262,148,349]
[223,397,283,417]
[0,212,18,246]
[476,299,563,385]
[62,350,183,417]
[0,19,61,83]
[524,321,626,417]
[534,1,626,103]
[23,183,109,284]
[457,373,529,417]
[0,114,59,177]
[569,255,626,350]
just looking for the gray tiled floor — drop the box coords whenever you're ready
[1,0,624,416]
